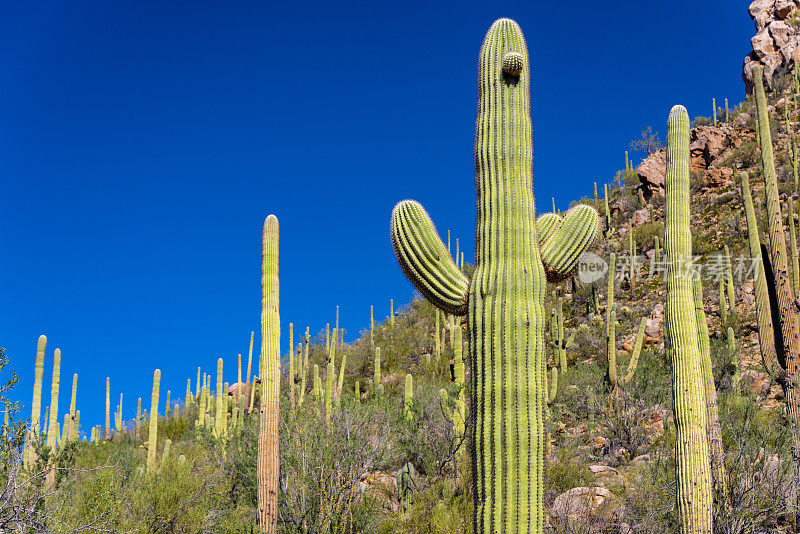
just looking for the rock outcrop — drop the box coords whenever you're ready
[743,0,800,93]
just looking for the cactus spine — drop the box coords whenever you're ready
[404,374,413,421]
[147,369,161,473]
[664,104,712,532]
[46,348,61,451]
[257,214,280,532]
[389,19,599,532]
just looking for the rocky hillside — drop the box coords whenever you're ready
[744,0,800,92]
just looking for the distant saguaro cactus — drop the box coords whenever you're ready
[147,369,161,473]
[24,335,47,469]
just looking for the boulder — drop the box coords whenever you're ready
[631,207,650,227]
[636,149,666,194]
[645,303,664,339]
[775,0,797,19]
[550,487,620,524]
[690,126,730,167]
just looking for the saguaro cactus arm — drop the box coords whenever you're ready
[390,200,470,315]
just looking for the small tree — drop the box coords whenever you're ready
[630,126,664,156]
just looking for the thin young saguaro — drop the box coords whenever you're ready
[257,215,280,532]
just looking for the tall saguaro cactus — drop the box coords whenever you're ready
[105,377,111,440]
[389,18,599,532]
[753,65,800,513]
[664,105,712,533]
[740,173,780,378]
[147,369,161,473]
[46,348,61,451]
[257,215,280,532]
[25,335,47,469]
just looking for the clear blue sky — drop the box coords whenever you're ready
[1,1,751,432]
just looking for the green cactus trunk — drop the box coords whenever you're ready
[607,253,616,334]
[723,246,737,323]
[105,377,111,441]
[246,331,254,393]
[754,65,800,474]
[147,369,161,473]
[355,381,361,406]
[664,105,712,533]
[289,322,295,409]
[257,215,280,533]
[389,19,599,533]
[46,348,61,451]
[740,172,780,378]
[728,327,739,390]
[712,98,717,126]
[325,362,333,426]
[693,278,729,509]
[404,374,413,422]
[790,198,800,298]
[453,325,466,439]
[25,335,47,469]
[215,358,224,439]
[68,374,77,441]
[373,347,381,393]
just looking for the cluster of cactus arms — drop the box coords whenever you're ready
[389,18,599,532]
[664,104,713,532]
[548,294,576,370]
[713,98,717,126]
[257,214,280,533]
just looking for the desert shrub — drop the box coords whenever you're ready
[279,396,391,533]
